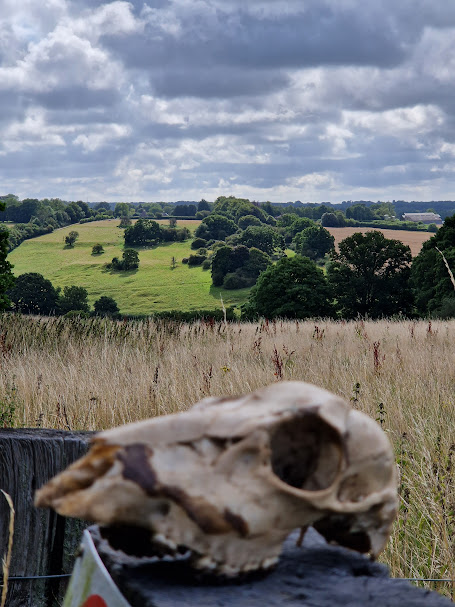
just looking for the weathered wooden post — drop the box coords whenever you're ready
[0,428,93,607]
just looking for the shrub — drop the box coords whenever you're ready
[195,210,210,219]
[182,258,189,264]
[188,254,207,266]
[59,285,90,314]
[222,272,250,290]
[92,243,104,255]
[108,249,139,271]
[93,296,120,317]
[119,216,132,229]
[202,259,211,270]
[238,215,263,229]
[64,230,79,247]
[191,238,207,250]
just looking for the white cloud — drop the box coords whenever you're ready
[72,123,131,152]
[1,0,455,201]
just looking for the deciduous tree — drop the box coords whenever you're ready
[293,225,335,260]
[238,225,284,255]
[0,209,14,310]
[327,231,412,318]
[124,219,161,246]
[194,214,238,241]
[411,215,455,315]
[64,231,79,247]
[8,273,59,315]
[243,256,333,319]
[59,285,90,314]
[94,296,120,317]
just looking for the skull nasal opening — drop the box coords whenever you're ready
[270,412,342,491]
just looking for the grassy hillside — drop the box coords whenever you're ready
[8,219,250,314]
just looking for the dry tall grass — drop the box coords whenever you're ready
[1,314,454,595]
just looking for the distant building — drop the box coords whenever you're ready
[402,212,442,225]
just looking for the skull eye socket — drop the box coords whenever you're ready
[270,412,342,491]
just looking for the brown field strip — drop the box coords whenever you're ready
[327,227,432,257]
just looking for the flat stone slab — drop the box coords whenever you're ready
[90,526,453,607]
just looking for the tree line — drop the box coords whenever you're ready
[2,194,455,320]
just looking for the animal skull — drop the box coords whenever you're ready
[35,382,398,576]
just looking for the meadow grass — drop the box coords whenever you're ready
[8,219,250,314]
[0,314,454,595]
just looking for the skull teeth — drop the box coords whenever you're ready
[152,533,177,551]
[194,554,279,576]
[195,555,218,570]
[261,556,278,569]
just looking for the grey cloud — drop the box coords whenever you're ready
[34,87,121,111]
[2,0,455,202]
[104,4,409,74]
[151,67,290,99]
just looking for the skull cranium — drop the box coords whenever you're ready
[35,382,398,576]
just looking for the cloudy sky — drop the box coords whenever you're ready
[1,0,455,203]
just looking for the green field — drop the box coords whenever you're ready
[8,219,250,314]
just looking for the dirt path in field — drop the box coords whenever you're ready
[327,227,433,257]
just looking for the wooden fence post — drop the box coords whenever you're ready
[0,428,93,607]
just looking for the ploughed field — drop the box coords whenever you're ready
[1,313,454,596]
[327,227,432,257]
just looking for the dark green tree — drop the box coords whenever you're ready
[92,243,104,255]
[122,249,139,270]
[238,215,263,229]
[108,249,139,271]
[242,247,271,279]
[238,225,284,255]
[119,216,132,228]
[321,211,346,227]
[0,218,14,311]
[8,273,59,315]
[124,219,161,246]
[293,225,335,260]
[211,245,249,286]
[243,256,333,319]
[114,202,132,218]
[94,296,120,317]
[64,231,79,247]
[59,285,90,314]
[213,196,268,223]
[65,202,85,223]
[74,201,93,218]
[197,199,211,212]
[411,215,455,316]
[345,203,375,221]
[194,214,238,241]
[277,215,315,244]
[94,202,111,212]
[173,204,196,216]
[327,231,412,318]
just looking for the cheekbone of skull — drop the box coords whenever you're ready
[35,381,398,576]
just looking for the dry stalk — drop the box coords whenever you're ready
[435,247,455,290]
[1,490,15,607]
